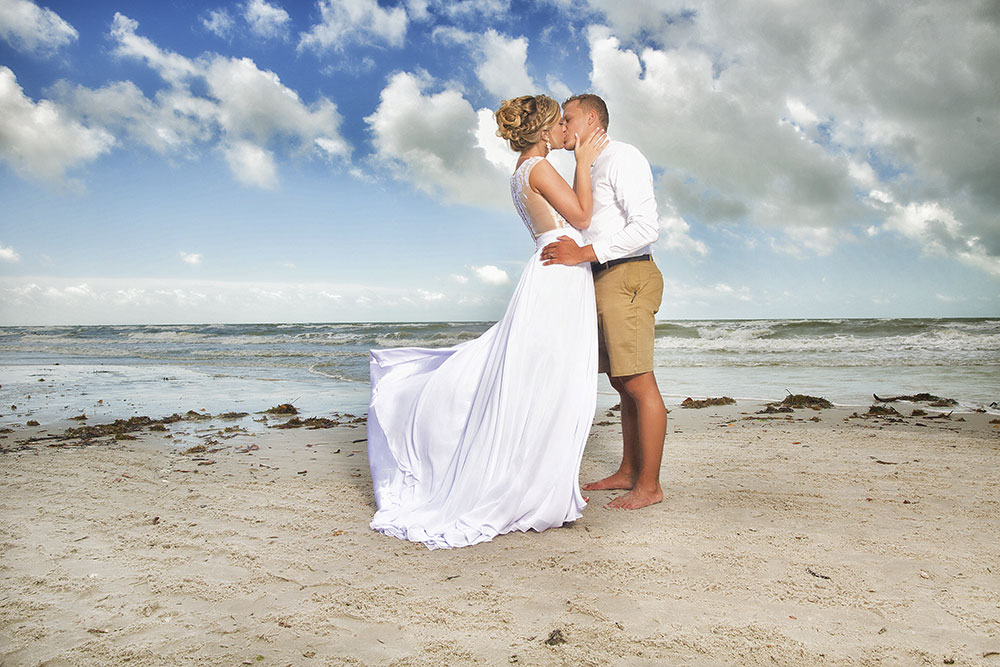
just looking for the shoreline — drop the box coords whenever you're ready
[2,399,999,665]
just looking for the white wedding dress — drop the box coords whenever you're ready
[367,156,597,549]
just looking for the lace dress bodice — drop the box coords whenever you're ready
[510,157,569,241]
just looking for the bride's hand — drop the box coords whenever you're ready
[573,128,608,167]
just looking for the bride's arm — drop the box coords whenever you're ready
[529,130,607,229]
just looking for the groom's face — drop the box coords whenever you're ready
[560,101,590,151]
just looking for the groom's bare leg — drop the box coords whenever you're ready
[607,371,665,509]
[583,376,639,490]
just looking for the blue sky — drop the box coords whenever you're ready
[1,0,998,325]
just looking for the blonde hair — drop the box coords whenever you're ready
[494,95,560,152]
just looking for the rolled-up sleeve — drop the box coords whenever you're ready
[589,147,659,264]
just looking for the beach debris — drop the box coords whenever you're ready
[990,419,1000,424]
[185,410,213,420]
[779,394,833,410]
[297,470,307,475]
[26,420,40,427]
[271,416,341,430]
[911,409,928,417]
[264,403,298,415]
[352,438,367,444]
[681,396,735,409]
[544,629,567,646]
[609,403,621,411]
[867,405,901,417]
[302,651,316,659]
[150,424,167,431]
[873,393,957,406]
[757,405,793,414]
[874,459,900,465]
[70,413,87,420]
[218,411,250,419]
[183,444,207,454]
[807,568,831,580]
[152,516,160,525]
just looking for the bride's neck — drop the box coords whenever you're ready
[517,142,547,166]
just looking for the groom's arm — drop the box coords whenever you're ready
[588,147,658,263]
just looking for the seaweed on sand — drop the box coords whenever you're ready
[873,393,957,406]
[681,397,736,409]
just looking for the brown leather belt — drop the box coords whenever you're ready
[590,254,652,276]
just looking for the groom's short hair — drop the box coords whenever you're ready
[564,94,609,130]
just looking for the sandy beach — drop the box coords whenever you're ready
[1,399,998,666]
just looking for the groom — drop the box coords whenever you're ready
[541,94,666,510]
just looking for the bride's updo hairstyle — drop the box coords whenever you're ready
[494,95,560,152]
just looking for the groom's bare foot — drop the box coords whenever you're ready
[607,486,663,509]
[582,471,635,491]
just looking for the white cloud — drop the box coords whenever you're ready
[577,2,1000,275]
[418,289,446,301]
[406,0,430,21]
[0,243,20,262]
[473,264,509,285]
[768,227,841,258]
[546,75,572,102]
[475,29,536,100]
[430,0,509,19]
[366,71,510,208]
[658,213,708,256]
[298,0,407,52]
[31,14,351,189]
[110,13,199,85]
[874,192,1000,276]
[179,251,202,265]
[451,273,469,284]
[431,25,474,46]
[202,9,235,38]
[224,140,277,188]
[244,0,290,39]
[0,0,77,55]
[0,67,114,184]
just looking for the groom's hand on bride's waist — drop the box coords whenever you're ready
[540,236,598,266]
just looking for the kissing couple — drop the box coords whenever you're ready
[366,93,667,549]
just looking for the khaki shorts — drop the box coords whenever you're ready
[594,258,663,377]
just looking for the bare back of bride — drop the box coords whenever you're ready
[366,94,607,549]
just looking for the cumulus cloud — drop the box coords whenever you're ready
[579,2,1000,275]
[244,0,290,39]
[658,213,708,256]
[871,190,1000,276]
[298,0,407,52]
[224,140,277,188]
[475,29,536,99]
[366,71,510,208]
[202,9,235,38]
[32,13,350,188]
[472,264,509,284]
[0,0,77,55]
[0,242,20,262]
[179,251,202,265]
[0,67,114,184]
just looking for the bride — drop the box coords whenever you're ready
[366,94,607,549]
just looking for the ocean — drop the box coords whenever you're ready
[1,318,998,426]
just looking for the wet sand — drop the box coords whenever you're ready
[1,401,998,665]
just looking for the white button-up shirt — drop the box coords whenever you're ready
[583,139,659,264]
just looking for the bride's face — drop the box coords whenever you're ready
[545,113,566,149]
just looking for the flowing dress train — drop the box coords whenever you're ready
[367,157,597,549]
